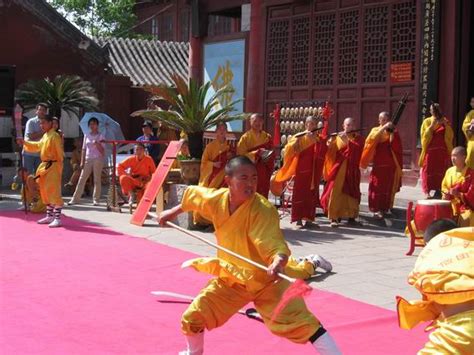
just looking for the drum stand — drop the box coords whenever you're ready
[405,201,425,256]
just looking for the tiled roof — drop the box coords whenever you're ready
[96,37,189,87]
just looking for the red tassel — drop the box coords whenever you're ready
[271,280,312,322]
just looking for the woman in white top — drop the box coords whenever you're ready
[68,117,105,205]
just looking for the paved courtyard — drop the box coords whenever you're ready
[0,182,425,311]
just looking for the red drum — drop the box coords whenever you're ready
[414,199,453,231]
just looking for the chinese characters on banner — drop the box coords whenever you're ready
[418,0,440,129]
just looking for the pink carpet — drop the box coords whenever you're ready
[0,211,427,354]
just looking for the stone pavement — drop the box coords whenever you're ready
[0,183,426,311]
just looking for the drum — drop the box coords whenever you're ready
[414,199,453,231]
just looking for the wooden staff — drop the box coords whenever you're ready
[147,213,296,283]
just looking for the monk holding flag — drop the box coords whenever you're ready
[360,112,403,218]
[320,117,364,228]
[274,116,321,227]
[419,103,454,199]
[237,113,274,198]
[462,96,474,169]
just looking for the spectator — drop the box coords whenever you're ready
[137,120,160,164]
[23,103,47,174]
[67,117,105,206]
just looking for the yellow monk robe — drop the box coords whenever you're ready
[441,166,472,217]
[397,227,474,354]
[275,134,319,222]
[199,139,231,189]
[419,117,454,193]
[462,109,474,169]
[237,130,274,198]
[23,130,64,206]
[320,134,364,220]
[180,186,320,342]
[360,127,403,212]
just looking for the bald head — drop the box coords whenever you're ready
[378,112,390,125]
[452,146,467,156]
[250,113,263,132]
[305,115,319,131]
[343,117,356,132]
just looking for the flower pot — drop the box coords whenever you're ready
[179,159,201,185]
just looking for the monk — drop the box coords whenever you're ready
[360,112,403,218]
[117,143,156,204]
[199,122,233,189]
[157,156,341,355]
[237,113,274,198]
[397,219,474,354]
[274,116,322,227]
[419,103,454,199]
[320,117,364,227]
[462,96,474,169]
[16,115,64,227]
[442,148,474,227]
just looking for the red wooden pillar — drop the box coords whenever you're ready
[189,35,203,84]
[245,0,263,116]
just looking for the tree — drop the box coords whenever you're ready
[47,0,137,38]
[16,75,99,119]
[132,74,248,159]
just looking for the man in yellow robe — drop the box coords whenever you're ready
[441,146,473,225]
[397,220,474,354]
[237,113,274,198]
[17,115,64,227]
[462,96,474,169]
[320,117,364,227]
[157,156,341,355]
[199,122,233,189]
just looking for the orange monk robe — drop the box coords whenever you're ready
[117,155,156,197]
[275,134,319,222]
[462,109,474,169]
[320,134,364,220]
[360,127,403,212]
[199,140,232,189]
[441,166,472,217]
[237,130,274,198]
[23,130,64,206]
[419,117,454,194]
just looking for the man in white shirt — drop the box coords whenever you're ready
[23,103,47,174]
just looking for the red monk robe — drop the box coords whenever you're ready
[320,133,364,222]
[360,126,403,213]
[419,115,454,195]
[452,172,474,226]
[237,129,274,198]
[274,133,320,223]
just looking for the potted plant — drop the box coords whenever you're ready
[132,74,247,184]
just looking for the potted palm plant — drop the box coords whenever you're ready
[132,74,247,184]
[16,75,99,119]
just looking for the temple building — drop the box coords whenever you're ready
[135,0,473,176]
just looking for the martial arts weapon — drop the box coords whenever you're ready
[150,291,263,322]
[147,214,313,321]
[13,104,28,215]
[387,92,409,133]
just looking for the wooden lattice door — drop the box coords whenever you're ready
[264,0,419,168]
